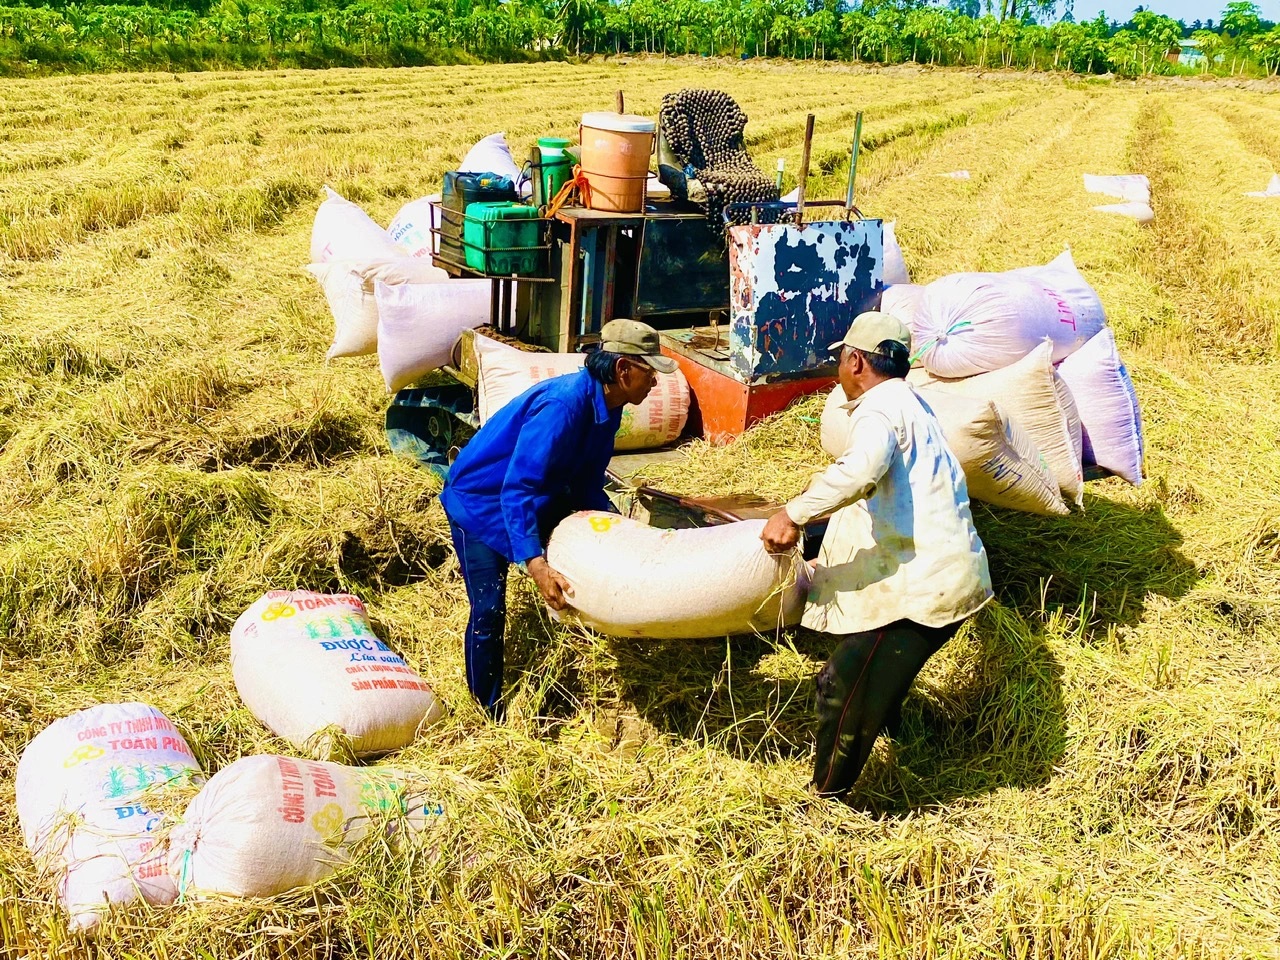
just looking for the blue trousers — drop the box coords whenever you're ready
[447,519,509,720]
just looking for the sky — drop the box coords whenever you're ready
[1067,0,1280,24]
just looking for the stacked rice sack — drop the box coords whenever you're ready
[854,247,1144,514]
[473,335,690,451]
[16,703,203,931]
[305,132,529,391]
[15,584,455,925]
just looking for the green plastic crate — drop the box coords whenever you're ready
[463,202,542,276]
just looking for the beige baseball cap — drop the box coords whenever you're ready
[829,311,912,357]
[600,319,678,374]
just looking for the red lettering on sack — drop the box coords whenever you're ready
[108,737,158,751]
[276,757,307,824]
[135,857,167,880]
[305,762,339,799]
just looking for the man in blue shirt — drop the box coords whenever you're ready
[440,319,677,719]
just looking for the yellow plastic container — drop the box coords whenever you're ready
[579,112,657,213]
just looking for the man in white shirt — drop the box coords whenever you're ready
[761,311,993,798]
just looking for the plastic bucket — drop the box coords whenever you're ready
[579,112,656,213]
[537,137,573,203]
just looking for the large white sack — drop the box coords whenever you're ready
[880,283,924,331]
[819,385,1067,516]
[16,703,203,931]
[546,512,808,639]
[168,756,443,899]
[311,186,405,264]
[910,342,1084,507]
[460,132,529,198]
[911,261,1106,378]
[474,335,690,451]
[388,194,442,258]
[1056,328,1144,485]
[375,279,491,392]
[883,221,909,286]
[1083,174,1150,204]
[308,259,452,360]
[231,591,444,757]
[1009,249,1107,338]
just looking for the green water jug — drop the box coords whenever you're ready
[538,136,573,204]
[463,201,541,275]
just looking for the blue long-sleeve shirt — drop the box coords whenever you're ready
[440,369,621,563]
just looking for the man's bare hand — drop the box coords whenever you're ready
[761,510,801,554]
[527,556,574,611]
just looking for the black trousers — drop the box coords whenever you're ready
[811,617,962,798]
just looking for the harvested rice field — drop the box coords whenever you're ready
[1,61,1279,958]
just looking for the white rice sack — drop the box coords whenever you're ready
[923,395,1069,516]
[375,279,491,392]
[460,132,529,198]
[882,221,910,285]
[1092,201,1155,224]
[387,194,442,258]
[1083,174,1150,204]
[1056,328,1144,485]
[880,283,925,331]
[912,341,1084,507]
[547,513,807,639]
[1244,174,1280,198]
[16,703,203,931]
[820,386,1067,516]
[311,186,405,264]
[474,335,689,451]
[231,591,444,757]
[911,261,1105,378]
[1009,249,1106,340]
[307,259,451,360]
[168,756,443,899]
[819,384,852,460]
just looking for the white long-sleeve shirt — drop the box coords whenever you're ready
[786,378,992,634]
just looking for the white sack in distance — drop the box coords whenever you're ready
[459,132,530,198]
[375,279,490,392]
[168,755,443,899]
[308,259,451,359]
[1244,174,1280,198]
[910,341,1084,507]
[821,385,1067,517]
[231,591,444,758]
[1083,174,1153,224]
[1083,174,1151,204]
[311,186,405,264]
[546,512,808,639]
[1056,327,1145,485]
[388,194,442,258]
[474,335,690,451]
[908,250,1106,378]
[16,703,203,931]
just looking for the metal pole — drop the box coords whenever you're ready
[845,111,863,217]
[795,114,815,225]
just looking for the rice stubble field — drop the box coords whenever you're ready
[0,61,1279,958]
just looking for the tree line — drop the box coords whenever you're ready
[1,0,1278,77]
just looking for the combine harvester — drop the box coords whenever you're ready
[386,90,885,538]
